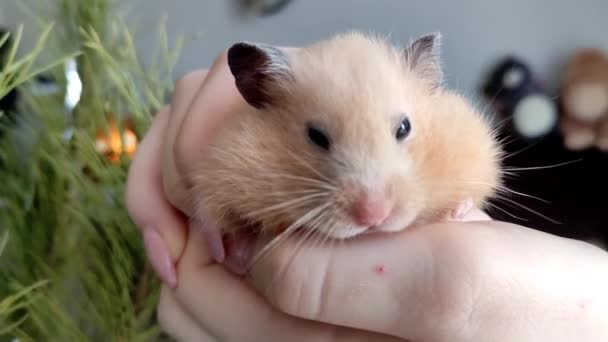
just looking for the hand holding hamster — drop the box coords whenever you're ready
[158,213,608,342]
[126,32,608,342]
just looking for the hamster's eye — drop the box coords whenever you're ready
[307,124,331,151]
[395,117,412,141]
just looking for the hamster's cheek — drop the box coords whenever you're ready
[384,178,427,230]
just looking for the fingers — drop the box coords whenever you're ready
[173,226,404,342]
[126,105,187,287]
[162,69,210,216]
[157,285,218,342]
[248,221,495,340]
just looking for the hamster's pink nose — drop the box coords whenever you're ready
[351,193,392,227]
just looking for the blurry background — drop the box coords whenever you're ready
[76,0,608,242]
[0,1,607,340]
[2,0,608,95]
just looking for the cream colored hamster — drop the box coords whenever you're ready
[190,31,503,254]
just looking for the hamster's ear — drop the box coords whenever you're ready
[403,32,443,90]
[227,42,292,109]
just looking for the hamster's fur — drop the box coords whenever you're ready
[191,31,503,240]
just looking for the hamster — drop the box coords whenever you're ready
[190,31,503,266]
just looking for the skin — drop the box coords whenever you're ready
[125,49,608,342]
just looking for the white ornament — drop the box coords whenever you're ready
[64,58,82,111]
[512,94,557,139]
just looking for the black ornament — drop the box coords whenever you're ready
[481,56,557,141]
[241,0,294,16]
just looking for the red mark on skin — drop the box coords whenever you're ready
[578,298,590,310]
[374,265,386,276]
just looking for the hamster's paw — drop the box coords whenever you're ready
[200,223,226,263]
[449,197,474,221]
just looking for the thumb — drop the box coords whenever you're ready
[126,105,188,287]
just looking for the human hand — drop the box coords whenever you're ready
[161,208,608,342]
[124,77,196,287]
[125,45,251,288]
[157,220,410,342]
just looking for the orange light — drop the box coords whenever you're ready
[96,116,138,163]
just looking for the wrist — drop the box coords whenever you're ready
[467,239,608,342]
[391,222,608,342]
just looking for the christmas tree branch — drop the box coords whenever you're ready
[0,24,78,101]
[0,1,182,340]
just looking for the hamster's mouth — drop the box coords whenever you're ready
[227,208,406,241]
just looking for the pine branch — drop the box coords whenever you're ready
[0,1,183,340]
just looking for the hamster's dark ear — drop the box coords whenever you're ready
[403,32,443,90]
[227,42,291,109]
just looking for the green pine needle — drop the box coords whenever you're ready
[0,1,182,340]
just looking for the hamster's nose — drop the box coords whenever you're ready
[350,193,392,228]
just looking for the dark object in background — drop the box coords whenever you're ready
[481,56,608,247]
[482,56,558,142]
[1,27,19,115]
[0,83,18,113]
[492,132,608,246]
[239,0,294,16]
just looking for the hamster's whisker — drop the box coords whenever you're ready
[282,209,334,273]
[435,179,557,223]
[502,159,582,172]
[319,217,341,252]
[284,148,335,186]
[207,170,336,190]
[253,200,321,224]
[485,201,527,222]
[270,173,337,191]
[499,170,518,178]
[264,189,332,198]
[308,208,337,253]
[492,134,518,151]
[456,180,550,204]
[294,213,331,259]
[502,140,541,159]
[260,209,334,296]
[479,83,506,124]
[250,189,332,225]
[495,186,550,204]
[494,195,561,224]
[250,202,331,268]
[248,193,330,217]
[269,171,336,186]
[489,116,510,136]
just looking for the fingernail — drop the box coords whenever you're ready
[143,229,178,288]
